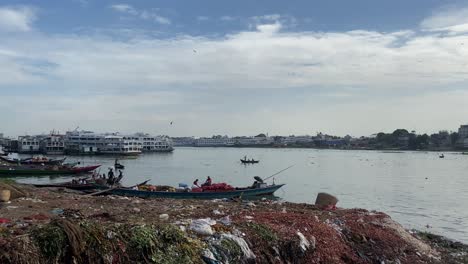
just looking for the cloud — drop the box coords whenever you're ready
[1,10,468,135]
[220,16,236,21]
[110,4,137,14]
[421,6,468,33]
[109,4,170,24]
[196,16,209,21]
[0,6,36,32]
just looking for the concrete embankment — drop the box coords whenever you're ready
[0,182,466,264]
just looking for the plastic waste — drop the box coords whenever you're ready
[221,234,256,259]
[190,218,216,235]
[219,216,231,226]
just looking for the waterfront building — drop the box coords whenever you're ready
[195,136,235,147]
[172,137,196,146]
[459,125,468,139]
[41,134,65,155]
[100,135,142,155]
[18,135,42,153]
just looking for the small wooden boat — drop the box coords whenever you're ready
[108,184,284,199]
[439,154,445,158]
[33,182,103,191]
[0,155,66,165]
[0,165,101,176]
[114,159,125,170]
[240,159,259,164]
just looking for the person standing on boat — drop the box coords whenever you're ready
[202,176,212,187]
[107,168,114,185]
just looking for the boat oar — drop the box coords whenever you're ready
[262,165,295,182]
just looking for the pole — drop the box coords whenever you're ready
[263,165,295,181]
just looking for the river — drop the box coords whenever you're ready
[14,147,468,243]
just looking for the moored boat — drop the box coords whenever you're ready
[0,155,66,165]
[108,183,284,199]
[0,165,101,176]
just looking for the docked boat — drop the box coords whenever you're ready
[240,159,259,164]
[107,183,284,199]
[0,164,101,176]
[33,182,103,191]
[0,155,66,165]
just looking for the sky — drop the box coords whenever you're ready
[1,0,468,137]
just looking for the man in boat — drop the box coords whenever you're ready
[115,170,124,184]
[192,179,200,188]
[202,176,212,187]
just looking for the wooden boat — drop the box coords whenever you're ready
[0,165,101,176]
[439,154,445,158]
[0,155,66,165]
[108,184,285,199]
[33,182,103,191]
[240,159,259,164]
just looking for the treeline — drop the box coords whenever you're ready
[371,129,458,150]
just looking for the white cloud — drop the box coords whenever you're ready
[0,6,36,32]
[110,4,137,14]
[110,4,170,24]
[220,16,236,21]
[196,16,209,21]
[421,6,468,33]
[1,11,468,135]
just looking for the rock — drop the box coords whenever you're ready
[133,207,141,213]
[159,214,169,220]
[315,192,338,209]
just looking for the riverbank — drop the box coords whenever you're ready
[0,183,467,264]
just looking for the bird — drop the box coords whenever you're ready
[193,49,197,53]
[170,121,173,125]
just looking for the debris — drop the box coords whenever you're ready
[132,207,141,213]
[219,216,232,226]
[297,231,310,252]
[221,233,256,259]
[190,218,216,235]
[159,213,169,220]
[315,192,338,210]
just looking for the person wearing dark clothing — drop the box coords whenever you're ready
[202,176,212,187]
[107,168,115,185]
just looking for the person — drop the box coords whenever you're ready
[192,179,200,188]
[202,176,212,187]
[107,168,115,185]
[116,170,123,184]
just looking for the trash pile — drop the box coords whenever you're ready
[0,182,467,263]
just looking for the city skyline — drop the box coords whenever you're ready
[1,1,468,136]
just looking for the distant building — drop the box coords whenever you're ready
[18,135,42,153]
[195,136,235,147]
[41,134,65,155]
[172,137,196,146]
[459,125,468,139]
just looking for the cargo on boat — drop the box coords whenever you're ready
[108,183,284,199]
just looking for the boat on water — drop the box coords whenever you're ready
[0,155,66,165]
[108,183,284,199]
[33,182,102,190]
[439,154,445,158]
[0,164,101,176]
[240,159,259,164]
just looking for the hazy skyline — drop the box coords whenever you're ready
[1,0,468,137]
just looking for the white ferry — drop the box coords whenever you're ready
[134,133,174,152]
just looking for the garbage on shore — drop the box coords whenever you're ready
[0,183,467,264]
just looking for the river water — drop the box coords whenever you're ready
[15,147,468,243]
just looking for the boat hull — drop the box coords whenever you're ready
[109,184,285,199]
[0,165,101,176]
[240,159,259,164]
